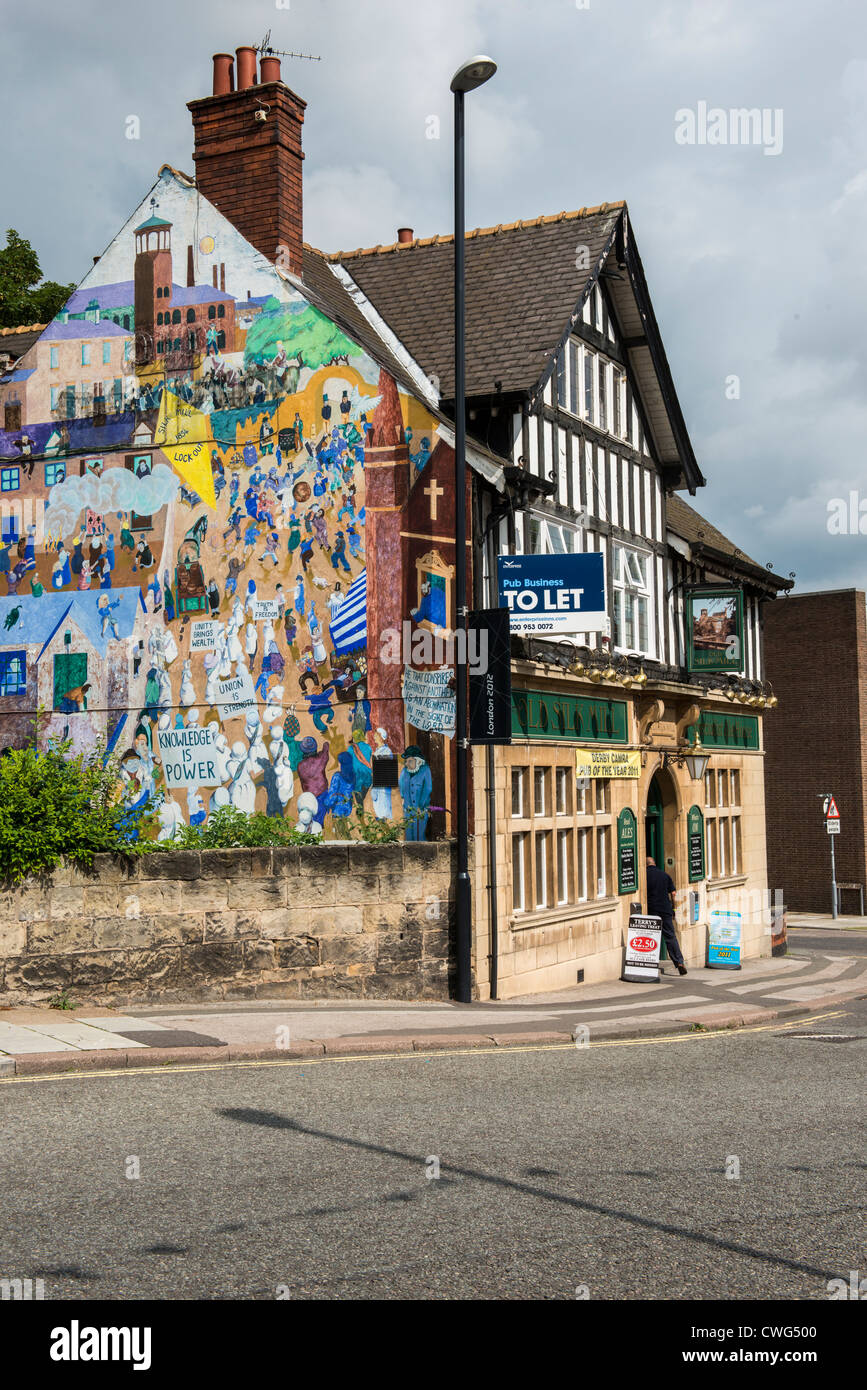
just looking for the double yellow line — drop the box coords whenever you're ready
[0,1009,850,1087]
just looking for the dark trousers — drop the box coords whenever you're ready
[659,916,684,967]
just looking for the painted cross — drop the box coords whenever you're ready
[424,478,444,521]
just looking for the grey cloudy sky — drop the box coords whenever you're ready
[2,0,864,593]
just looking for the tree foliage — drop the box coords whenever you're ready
[0,743,149,885]
[0,228,74,328]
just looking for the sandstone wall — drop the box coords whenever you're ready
[0,842,457,1005]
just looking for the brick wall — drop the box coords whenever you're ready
[763,590,867,912]
[188,82,306,275]
[0,842,457,1005]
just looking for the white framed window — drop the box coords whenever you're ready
[596,826,609,897]
[533,768,548,816]
[511,767,527,818]
[512,833,528,912]
[577,827,590,901]
[557,829,572,903]
[556,767,571,815]
[612,542,653,656]
[535,831,550,908]
[523,511,580,556]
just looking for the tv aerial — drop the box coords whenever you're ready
[256,29,321,64]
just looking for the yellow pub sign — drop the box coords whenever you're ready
[575,748,642,779]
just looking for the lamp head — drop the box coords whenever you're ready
[451,56,498,92]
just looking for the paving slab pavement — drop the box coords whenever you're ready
[1,920,865,1076]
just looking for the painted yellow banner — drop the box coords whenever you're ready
[575,748,642,779]
[154,390,216,508]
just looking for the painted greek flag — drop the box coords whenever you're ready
[329,568,366,654]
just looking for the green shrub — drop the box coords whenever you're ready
[0,742,153,885]
[144,805,320,850]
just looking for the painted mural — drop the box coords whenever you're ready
[0,170,453,838]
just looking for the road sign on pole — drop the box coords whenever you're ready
[822,794,839,918]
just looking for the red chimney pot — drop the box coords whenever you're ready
[236,46,257,90]
[260,55,281,84]
[397,227,414,244]
[212,53,234,96]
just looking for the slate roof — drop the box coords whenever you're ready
[301,245,426,400]
[667,495,790,590]
[320,206,622,400]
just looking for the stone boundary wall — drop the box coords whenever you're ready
[0,842,458,1005]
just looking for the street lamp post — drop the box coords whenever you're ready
[451,56,497,1004]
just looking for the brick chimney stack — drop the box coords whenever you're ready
[188,50,306,276]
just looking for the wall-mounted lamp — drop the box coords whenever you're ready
[664,744,711,781]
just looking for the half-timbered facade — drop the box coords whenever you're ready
[326,204,789,995]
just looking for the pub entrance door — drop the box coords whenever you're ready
[645,773,668,959]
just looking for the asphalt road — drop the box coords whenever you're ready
[788,926,867,956]
[1,1001,865,1301]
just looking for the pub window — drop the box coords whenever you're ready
[596,825,609,897]
[612,543,653,655]
[524,511,579,556]
[102,341,111,364]
[157,312,163,325]
[533,767,548,816]
[1,467,20,492]
[218,303,225,318]
[512,833,528,912]
[81,343,90,366]
[510,753,614,915]
[598,359,608,432]
[584,350,595,422]
[172,309,181,324]
[705,766,741,880]
[173,338,181,351]
[511,767,527,818]
[535,831,551,909]
[187,308,196,323]
[612,367,624,437]
[208,304,216,319]
[576,826,590,901]
[557,829,572,904]
[50,346,59,368]
[569,340,581,416]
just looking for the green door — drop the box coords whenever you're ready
[645,775,664,864]
[645,775,668,958]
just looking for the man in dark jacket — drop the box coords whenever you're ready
[646,856,688,975]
